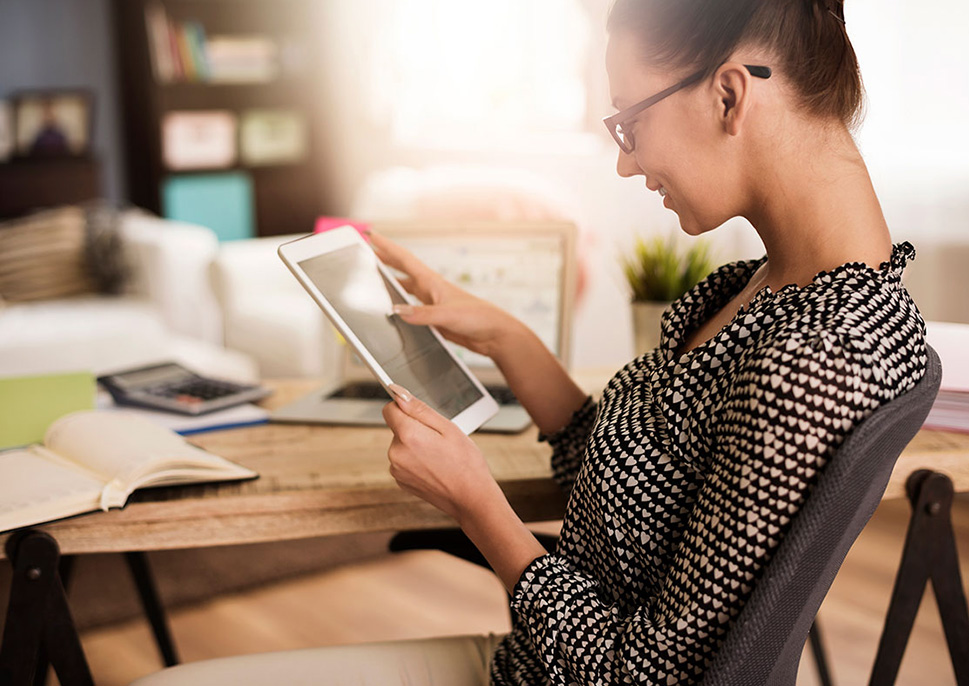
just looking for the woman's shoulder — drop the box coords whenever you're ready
[742,242,927,392]
[771,242,920,340]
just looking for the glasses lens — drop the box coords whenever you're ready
[616,124,633,153]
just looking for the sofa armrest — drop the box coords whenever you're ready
[211,234,343,378]
[120,209,223,344]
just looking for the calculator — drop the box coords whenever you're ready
[98,362,272,416]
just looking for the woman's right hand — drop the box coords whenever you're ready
[369,231,523,359]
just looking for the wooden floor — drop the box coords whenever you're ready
[75,497,969,686]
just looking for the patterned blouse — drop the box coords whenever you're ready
[490,242,927,685]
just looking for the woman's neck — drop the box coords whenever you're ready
[744,122,893,291]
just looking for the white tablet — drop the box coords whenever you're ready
[277,227,499,434]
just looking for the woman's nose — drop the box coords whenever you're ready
[616,149,642,178]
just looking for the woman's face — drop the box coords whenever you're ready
[606,32,743,236]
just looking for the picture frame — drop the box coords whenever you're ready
[12,89,95,158]
[239,109,307,166]
[162,110,237,170]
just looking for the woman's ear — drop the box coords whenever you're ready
[714,62,755,136]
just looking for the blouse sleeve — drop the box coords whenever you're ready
[539,396,598,493]
[509,329,913,684]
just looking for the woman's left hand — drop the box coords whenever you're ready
[382,385,499,522]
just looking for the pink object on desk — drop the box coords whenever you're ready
[314,217,371,240]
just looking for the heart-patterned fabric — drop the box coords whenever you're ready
[491,242,927,685]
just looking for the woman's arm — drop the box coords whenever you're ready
[381,386,547,592]
[478,319,588,437]
[370,231,586,435]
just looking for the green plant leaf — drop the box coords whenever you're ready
[621,235,716,303]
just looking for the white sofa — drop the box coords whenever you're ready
[210,234,342,381]
[0,210,257,382]
[210,165,587,380]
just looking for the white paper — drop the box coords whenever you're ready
[96,390,268,434]
[926,321,969,392]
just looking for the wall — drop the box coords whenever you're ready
[311,0,969,369]
[0,0,124,202]
[2,0,965,370]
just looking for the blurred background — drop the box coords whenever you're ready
[1,0,967,375]
[2,3,969,685]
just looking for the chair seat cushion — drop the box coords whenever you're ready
[129,634,503,686]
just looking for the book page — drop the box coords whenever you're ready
[45,410,245,486]
[0,446,105,532]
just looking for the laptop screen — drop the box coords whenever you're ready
[388,233,566,371]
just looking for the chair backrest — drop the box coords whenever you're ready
[702,345,943,686]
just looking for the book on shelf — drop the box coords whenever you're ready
[143,3,278,84]
[144,2,175,82]
[0,410,258,533]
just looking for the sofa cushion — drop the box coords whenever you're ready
[0,207,98,304]
[0,295,258,381]
[0,296,168,377]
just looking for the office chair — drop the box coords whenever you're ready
[701,344,942,685]
[125,346,941,686]
[391,345,943,686]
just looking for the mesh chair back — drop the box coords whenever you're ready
[702,345,943,686]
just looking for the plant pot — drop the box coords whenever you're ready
[631,300,671,356]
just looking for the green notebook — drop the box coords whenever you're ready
[0,372,96,449]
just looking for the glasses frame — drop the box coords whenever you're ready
[603,64,772,154]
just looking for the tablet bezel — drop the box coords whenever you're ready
[277,227,499,435]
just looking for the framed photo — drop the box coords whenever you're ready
[162,110,237,170]
[13,89,94,158]
[239,109,307,166]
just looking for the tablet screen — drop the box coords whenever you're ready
[297,244,484,419]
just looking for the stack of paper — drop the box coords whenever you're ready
[924,321,969,433]
[96,390,268,435]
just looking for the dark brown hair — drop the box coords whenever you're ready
[607,0,864,128]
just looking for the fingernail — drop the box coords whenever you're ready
[392,304,414,316]
[388,384,411,402]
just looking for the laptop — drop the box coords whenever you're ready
[271,220,577,433]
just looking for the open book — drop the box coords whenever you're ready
[0,410,258,533]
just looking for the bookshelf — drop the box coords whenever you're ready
[0,157,102,220]
[111,0,332,239]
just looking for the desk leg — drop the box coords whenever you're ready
[869,470,969,686]
[125,551,179,667]
[0,531,93,686]
[32,556,76,686]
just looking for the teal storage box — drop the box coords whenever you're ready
[162,172,255,242]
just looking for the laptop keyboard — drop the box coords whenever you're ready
[330,381,521,406]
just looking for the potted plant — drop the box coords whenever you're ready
[621,235,716,355]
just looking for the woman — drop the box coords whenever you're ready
[133,0,927,684]
[375,0,926,683]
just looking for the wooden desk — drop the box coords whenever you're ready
[1,378,967,559]
[0,380,566,558]
[1,378,967,686]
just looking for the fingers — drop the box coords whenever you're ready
[386,384,454,435]
[391,303,450,327]
[370,232,434,281]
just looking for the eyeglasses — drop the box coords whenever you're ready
[603,64,772,154]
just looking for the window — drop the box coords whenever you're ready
[367,0,597,149]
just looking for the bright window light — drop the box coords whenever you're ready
[368,0,593,148]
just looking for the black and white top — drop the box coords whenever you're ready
[491,242,927,685]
